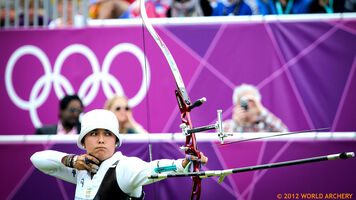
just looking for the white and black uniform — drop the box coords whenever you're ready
[31,150,185,200]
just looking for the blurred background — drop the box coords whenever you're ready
[1,0,356,200]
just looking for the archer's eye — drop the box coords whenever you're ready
[105,132,112,136]
[90,132,97,136]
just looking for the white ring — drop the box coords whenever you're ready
[53,44,101,105]
[5,45,52,110]
[102,43,150,107]
[5,43,150,127]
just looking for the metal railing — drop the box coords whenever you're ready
[0,0,89,28]
[0,132,355,143]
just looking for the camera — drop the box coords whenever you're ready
[240,96,248,110]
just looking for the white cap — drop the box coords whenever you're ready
[77,109,122,150]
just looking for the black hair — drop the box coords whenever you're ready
[59,94,83,111]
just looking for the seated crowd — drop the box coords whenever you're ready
[1,0,356,28]
[90,0,356,18]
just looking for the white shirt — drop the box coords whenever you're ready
[57,122,78,135]
[30,150,185,199]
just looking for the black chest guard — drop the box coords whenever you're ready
[93,161,145,200]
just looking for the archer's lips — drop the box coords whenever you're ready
[95,147,106,150]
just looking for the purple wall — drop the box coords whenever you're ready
[1,18,356,134]
[1,139,356,200]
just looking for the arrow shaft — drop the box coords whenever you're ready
[149,152,354,179]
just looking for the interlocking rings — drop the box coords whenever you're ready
[5,43,150,128]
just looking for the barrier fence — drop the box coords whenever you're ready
[1,0,89,28]
[1,133,355,200]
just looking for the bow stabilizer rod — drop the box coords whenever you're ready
[218,127,330,146]
[149,152,355,182]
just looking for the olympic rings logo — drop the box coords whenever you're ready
[5,43,150,128]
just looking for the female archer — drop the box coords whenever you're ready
[31,109,207,199]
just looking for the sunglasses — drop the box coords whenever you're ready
[68,107,82,114]
[115,106,130,111]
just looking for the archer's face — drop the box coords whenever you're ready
[83,129,116,161]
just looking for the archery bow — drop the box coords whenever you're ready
[138,1,355,200]
[139,1,227,199]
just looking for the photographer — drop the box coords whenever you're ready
[223,84,288,133]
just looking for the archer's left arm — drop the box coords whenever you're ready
[115,154,208,196]
[114,157,185,197]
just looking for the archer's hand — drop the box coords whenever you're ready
[182,152,208,168]
[74,154,100,173]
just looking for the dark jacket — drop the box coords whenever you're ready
[35,124,81,135]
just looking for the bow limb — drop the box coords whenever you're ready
[139,1,201,199]
[139,0,190,104]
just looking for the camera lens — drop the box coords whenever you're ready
[240,96,248,110]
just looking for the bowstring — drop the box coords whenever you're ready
[140,5,157,199]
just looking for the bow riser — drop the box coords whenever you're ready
[175,89,202,200]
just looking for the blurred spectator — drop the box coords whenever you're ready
[89,0,130,19]
[19,0,46,26]
[169,0,204,17]
[35,95,83,135]
[0,1,15,27]
[121,0,170,18]
[104,95,148,134]
[200,0,213,16]
[1,0,45,27]
[235,0,271,15]
[344,0,356,12]
[210,0,238,16]
[309,0,345,13]
[49,0,85,28]
[266,0,313,15]
[145,0,170,17]
[223,84,288,133]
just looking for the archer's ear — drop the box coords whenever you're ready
[81,136,87,149]
[82,140,86,149]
